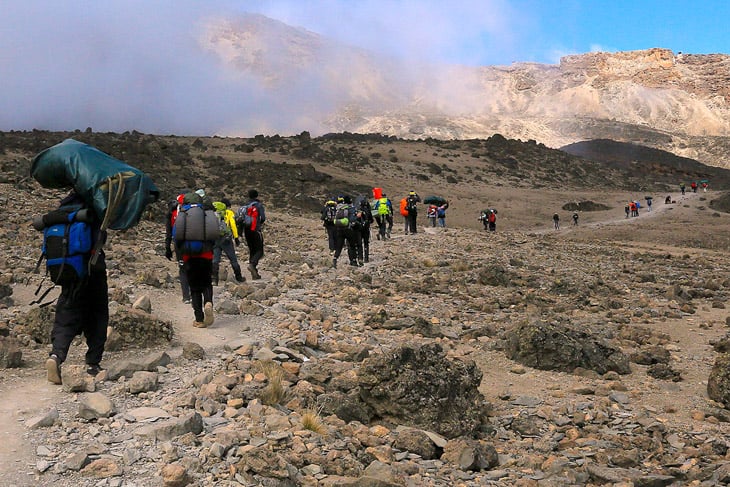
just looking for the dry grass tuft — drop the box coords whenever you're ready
[301,409,326,434]
[254,360,286,406]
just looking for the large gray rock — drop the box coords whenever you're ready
[708,353,730,408]
[135,412,203,441]
[106,351,171,380]
[505,320,631,375]
[357,343,486,438]
[78,392,115,419]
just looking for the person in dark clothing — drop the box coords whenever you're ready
[177,189,215,328]
[572,212,579,226]
[333,195,359,268]
[320,198,338,252]
[165,193,191,303]
[405,191,421,234]
[354,197,374,264]
[242,189,266,280]
[46,191,109,384]
[553,213,560,230]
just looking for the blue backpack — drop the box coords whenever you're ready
[35,204,94,286]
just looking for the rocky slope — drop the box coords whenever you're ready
[201,15,730,168]
[0,132,730,485]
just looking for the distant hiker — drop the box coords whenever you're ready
[42,191,110,384]
[237,189,266,280]
[405,191,421,234]
[478,208,496,231]
[625,204,630,218]
[353,196,374,264]
[437,202,448,228]
[691,181,697,193]
[165,192,191,303]
[702,181,708,192]
[645,197,653,212]
[320,198,338,252]
[427,204,438,227]
[175,190,217,328]
[373,193,393,240]
[553,213,560,230]
[212,198,244,285]
[679,182,686,195]
[572,212,579,226]
[332,195,358,267]
[665,195,672,204]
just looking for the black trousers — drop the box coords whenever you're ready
[357,225,371,261]
[174,248,191,301]
[244,229,264,268]
[212,238,241,278]
[334,228,357,263]
[375,215,393,238]
[184,258,213,322]
[51,265,109,366]
[407,211,418,233]
[324,224,337,251]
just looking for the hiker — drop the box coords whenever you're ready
[405,191,421,234]
[165,192,191,303]
[702,181,708,192]
[373,193,393,240]
[645,197,653,212]
[176,190,216,328]
[427,204,438,227]
[572,212,579,226]
[487,209,497,232]
[45,191,109,384]
[354,196,374,264]
[679,182,686,195]
[625,204,630,218]
[238,189,266,280]
[553,213,560,230]
[437,202,448,228]
[212,198,244,285]
[321,198,338,252]
[691,181,697,193]
[478,209,489,230]
[665,195,671,204]
[333,195,358,267]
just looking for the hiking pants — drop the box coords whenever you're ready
[174,248,191,301]
[244,229,264,269]
[185,258,213,323]
[325,224,337,251]
[51,264,109,366]
[438,217,445,228]
[355,225,370,262]
[428,217,437,227]
[334,228,357,264]
[213,238,241,280]
[375,215,387,239]
[407,211,418,233]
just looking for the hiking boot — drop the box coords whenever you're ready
[183,298,191,305]
[332,258,337,268]
[193,320,206,328]
[357,260,364,267]
[235,273,245,282]
[350,260,358,266]
[203,302,215,327]
[248,264,261,280]
[86,364,103,377]
[46,354,61,385]
[364,256,369,263]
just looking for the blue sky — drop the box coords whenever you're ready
[0,1,727,134]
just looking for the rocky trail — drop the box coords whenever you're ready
[1,184,730,487]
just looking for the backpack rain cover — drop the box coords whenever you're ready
[30,139,159,230]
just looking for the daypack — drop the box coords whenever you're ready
[334,204,355,227]
[173,204,220,254]
[35,204,95,286]
[376,197,390,216]
[406,196,418,212]
[488,212,496,223]
[236,202,260,231]
[322,204,337,224]
[213,202,233,239]
[399,198,409,217]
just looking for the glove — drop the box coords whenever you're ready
[165,247,173,260]
[235,238,241,247]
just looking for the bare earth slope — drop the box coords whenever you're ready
[0,131,730,485]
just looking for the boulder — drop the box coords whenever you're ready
[505,320,631,375]
[708,353,730,408]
